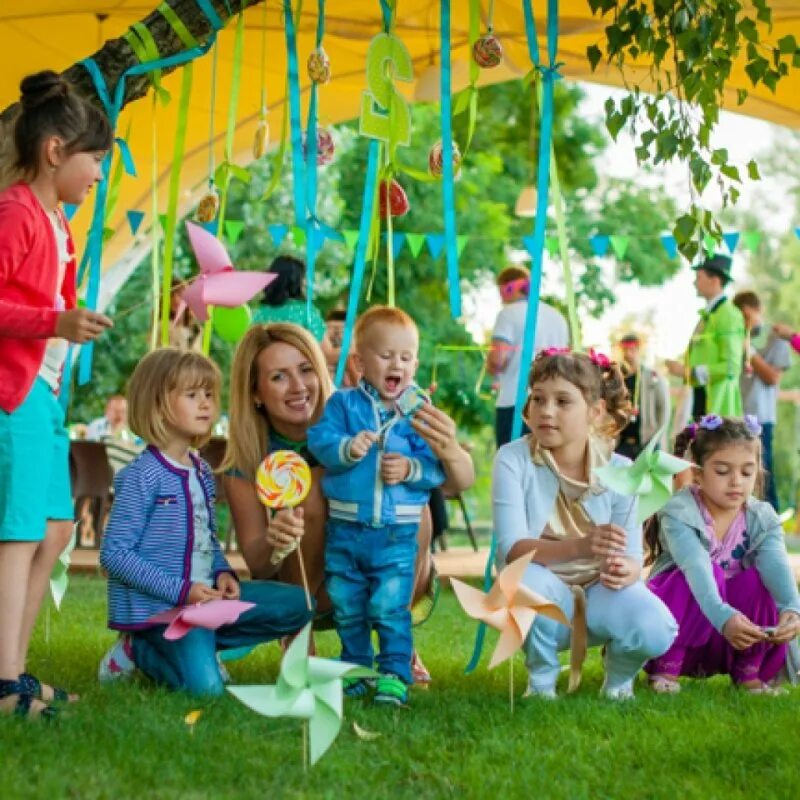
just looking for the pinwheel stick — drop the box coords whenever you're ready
[510,658,514,714]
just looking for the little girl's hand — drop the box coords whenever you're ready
[187,583,222,604]
[216,572,240,600]
[585,524,627,558]
[348,430,378,460]
[381,453,411,485]
[599,555,639,590]
[768,610,800,644]
[266,507,304,550]
[722,613,766,650]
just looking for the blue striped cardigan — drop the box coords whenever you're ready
[100,446,235,631]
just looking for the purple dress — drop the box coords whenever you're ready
[646,487,786,684]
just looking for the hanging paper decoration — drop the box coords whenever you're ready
[307,46,331,84]
[742,230,762,253]
[342,229,360,252]
[224,219,245,245]
[253,118,270,159]
[183,221,275,322]
[723,231,740,253]
[379,179,410,218]
[63,203,79,221]
[426,233,446,260]
[472,32,504,68]
[195,187,220,223]
[428,139,462,178]
[660,234,678,259]
[254,0,270,160]
[212,304,253,343]
[126,210,145,236]
[405,233,426,258]
[268,223,289,247]
[303,127,335,166]
[609,235,630,259]
[590,234,610,257]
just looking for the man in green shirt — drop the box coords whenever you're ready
[666,254,745,418]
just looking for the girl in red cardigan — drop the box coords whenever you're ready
[0,71,113,718]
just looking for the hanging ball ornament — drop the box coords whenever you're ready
[428,139,463,178]
[195,186,220,223]
[302,127,336,166]
[472,32,504,69]
[252,116,270,160]
[307,47,331,84]
[379,179,410,218]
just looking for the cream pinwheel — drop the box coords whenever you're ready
[593,427,692,523]
[451,551,569,670]
[228,623,376,767]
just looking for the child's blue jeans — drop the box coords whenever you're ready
[130,580,313,696]
[325,520,418,684]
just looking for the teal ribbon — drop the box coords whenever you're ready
[466,0,561,674]
[335,140,381,387]
[76,16,221,385]
[440,0,461,319]
[303,0,326,325]
[283,0,306,228]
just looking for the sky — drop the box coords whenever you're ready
[464,82,799,365]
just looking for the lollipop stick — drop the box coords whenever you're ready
[296,546,313,612]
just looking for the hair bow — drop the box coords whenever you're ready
[500,277,530,301]
[743,414,762,436]
[587,348,611,369]
[699,414,723,431]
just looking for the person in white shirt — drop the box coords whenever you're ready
[485,266,570,448]
[86,395,129,441]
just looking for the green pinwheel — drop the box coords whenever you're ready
[228,622,375,766]
[594,429,692,523]
[49,529,77,611]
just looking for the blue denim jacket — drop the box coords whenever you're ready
[307,385,444,526]
[649,486,800,632]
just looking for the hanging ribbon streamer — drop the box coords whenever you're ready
[303,0,326,324]
[466,0,561,674]
[283,0,307,227]
[77,8,222,384]
[440,0,461,319]
[334,141,381,386]
[158,2,198,346]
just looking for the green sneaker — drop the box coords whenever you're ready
[343,677,370,698]
[373,674,408,707]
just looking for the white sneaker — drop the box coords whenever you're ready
[601,679,635,701]
[98,635,135,682]
[523,685,558,700]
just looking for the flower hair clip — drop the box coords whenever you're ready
[499,277,530,301]
[699,414,723,431]
[587,348,611,369]
[685,423,699,441]
[744,414,762,436]
[542,346,571,357]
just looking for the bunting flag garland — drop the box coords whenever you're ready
[660,234,678,259]
[795,227,800,241]
[590,234,609,257]
[742,231,762,252]
[126,210,145,236]
[342,229,360,253]
[723,231,740,253]
[406,232,425,257]
[268,223,289,246]
[63,203,79,221]
[426,233,446,260]
[225,220,245,244]
[609,234,630,259]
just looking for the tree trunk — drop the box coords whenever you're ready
[0,0,263,125]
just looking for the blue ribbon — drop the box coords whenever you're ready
[466,0,561,674]
[76,22,220,385]
[440,0,461,319]
[335,140,380,387]
[283,0,306,228]
[114,137,137,177]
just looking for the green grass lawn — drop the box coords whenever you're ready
[2,575,798,800]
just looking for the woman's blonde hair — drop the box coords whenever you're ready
[222,323,332,480]
[127,348,221,450]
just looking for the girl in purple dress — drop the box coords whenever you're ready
[645,415,800,694]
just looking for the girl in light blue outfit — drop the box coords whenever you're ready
[492,350,677,699]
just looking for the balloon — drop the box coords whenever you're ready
[212,304,252,343]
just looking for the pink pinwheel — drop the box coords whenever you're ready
[182,222,275,322]
[148,599,255,640]
[451,551,569,669]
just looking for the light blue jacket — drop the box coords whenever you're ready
[492,437,643,566]
[307,386,445,526]
[650,487,800,632]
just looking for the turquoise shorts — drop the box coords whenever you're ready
[0,377,74,542]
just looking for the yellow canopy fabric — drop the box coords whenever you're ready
[1,1,798,274]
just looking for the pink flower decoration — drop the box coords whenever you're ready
[542,346,571,357]
[587,348,611,369]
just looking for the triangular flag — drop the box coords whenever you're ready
[794,227,800,241]
[158,213,168,233]
[660,234,678,259]
[722,231,740,253]
[456,235,469,257]
[199,220,219,236]
[742,231,762,253]
[590,234,610,257]
[389,232,405,260]
[268,224,288,247]
[609,235,630,259]
[126,210,145,236]
[291,226,306,247]
[342,229,359,253]
[426,233,445,260]
[224,220,245,245]
[545,236,559,257]
[703,234,716,254]
[62,203,78,221]
[405,233,425,258]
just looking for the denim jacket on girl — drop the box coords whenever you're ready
[307,384,444,526]
[649,486,800,632]
[100,446,235,630]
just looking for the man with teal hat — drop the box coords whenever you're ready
[666,253,745,418]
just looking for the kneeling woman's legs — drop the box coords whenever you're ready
[586,581,678,692]
[521,564,573,692]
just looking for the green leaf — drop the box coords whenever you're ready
[674,214,697,244]
[587,44,603,71]
[719,163,740,181]
[738,17,758,43]
[710,148,729,166]
[606,112,626,140]
[746,159,761,180]
[778,35,797,54]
